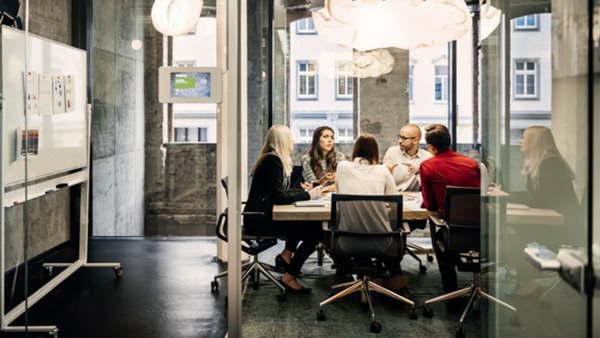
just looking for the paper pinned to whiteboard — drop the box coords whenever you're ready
[64,74,75,112]
[38,74,53,116]
[25,71,39,115]
[52,75,65,114]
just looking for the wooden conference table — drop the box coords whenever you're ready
[272,192,430,226]
[272,191,565,226]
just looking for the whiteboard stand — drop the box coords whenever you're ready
[0,27,124,335]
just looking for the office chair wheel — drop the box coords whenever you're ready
[409,308,418,320]
[419,265,427,274]
[369,321,382,333]
[456,326,465,338]
[316,309,326,321]
[276,293,287,302]
[211,280,219,293]
[114,266,124,278]
[427,254,434,262]
[422,306,433,318]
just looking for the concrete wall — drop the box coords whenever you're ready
[91,0,145,236]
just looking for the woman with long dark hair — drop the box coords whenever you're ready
[301,126,346,192]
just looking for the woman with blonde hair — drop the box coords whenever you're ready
[510,126,583,247]
[244,125,322,293]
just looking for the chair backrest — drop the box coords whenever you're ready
[443,186,481,255]
[330,193,403,260]
[290,165,304,188]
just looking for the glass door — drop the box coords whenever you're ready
[481,0,592,336]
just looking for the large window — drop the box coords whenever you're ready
[296,17,317,34]
[434,65,448,102]
[298,128,315,143]
[170,17,217,143]
[514,59,538,99]
[337,128,354,143]
[297,61,318,99]
[335,61,353,100]
[514,14,539,30]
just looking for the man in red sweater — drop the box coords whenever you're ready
[419,124,480,310]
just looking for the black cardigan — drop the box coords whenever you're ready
[243,154,310,234]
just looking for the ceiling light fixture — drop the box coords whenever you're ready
[151,0,204,36]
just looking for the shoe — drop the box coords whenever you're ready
[280,278,312,294]
[275,254,290,271]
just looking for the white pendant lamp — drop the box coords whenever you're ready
[352,48,395,78]
[151,0,204,36]
[313,0,472,51]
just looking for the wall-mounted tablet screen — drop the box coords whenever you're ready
[159,66,222,103]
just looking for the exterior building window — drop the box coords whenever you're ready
[297,61,318,99]
[174,127,208,142]
[434,65,448,102]
[514,14,539,30]
[408,64,414,103]
[514,60,538,99]
[336,61,353,99]
[296,18,317,34]
[337,128,354,143]
[298,128,315,143]
[175,60,196,67]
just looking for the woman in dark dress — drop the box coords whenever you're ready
[509,126,583,248]
[244,125,322,293]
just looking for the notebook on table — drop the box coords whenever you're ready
[294,199,326,207]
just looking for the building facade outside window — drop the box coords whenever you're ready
[514,59,539,99]
[296,17,317,34]
[337,128,354,143]
[174,127,208,142]
[174,60,196,67]
[298,128,315,143]
[514,14,539,30]
[335,61,353,100]
[434,65,448,102]
[297,60,318,99]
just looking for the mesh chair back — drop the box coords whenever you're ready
[444,186,481,255]
[330,194,403,259]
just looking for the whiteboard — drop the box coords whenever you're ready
[1,26,88,186]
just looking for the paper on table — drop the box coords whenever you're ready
[507,203,529,210]
[294,199,326,207]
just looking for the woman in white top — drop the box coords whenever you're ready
[335,133,407,289]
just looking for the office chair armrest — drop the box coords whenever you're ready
[428,215,447,228]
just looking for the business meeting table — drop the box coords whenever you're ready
[272,192,430,226]
[272,191,565,227]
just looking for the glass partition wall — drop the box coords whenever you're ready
[481,0,592,336]
[257,0,595,336]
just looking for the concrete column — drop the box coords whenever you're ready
[358,48,410,157]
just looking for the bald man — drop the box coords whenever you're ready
[383,124,432,192]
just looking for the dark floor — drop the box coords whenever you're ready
[4,238,228,338]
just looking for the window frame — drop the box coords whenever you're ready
[434,64,449,103]
[296,60,318,100]
[513,59,539,100]
[513,14,540,31]
[408,63,415,103]
[335,61,353,100]
[295,17,317,35]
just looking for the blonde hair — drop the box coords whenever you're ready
[252,125,294,176]
[521,126,574,189]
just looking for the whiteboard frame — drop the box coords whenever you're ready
[0,27,122,335]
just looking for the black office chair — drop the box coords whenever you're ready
[210,177,287,302]
[422,186,516,337]
[404,220,434,273]
[316,194,418,333]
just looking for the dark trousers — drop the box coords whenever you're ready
[433,227,460,292]
[268,220,322,277]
